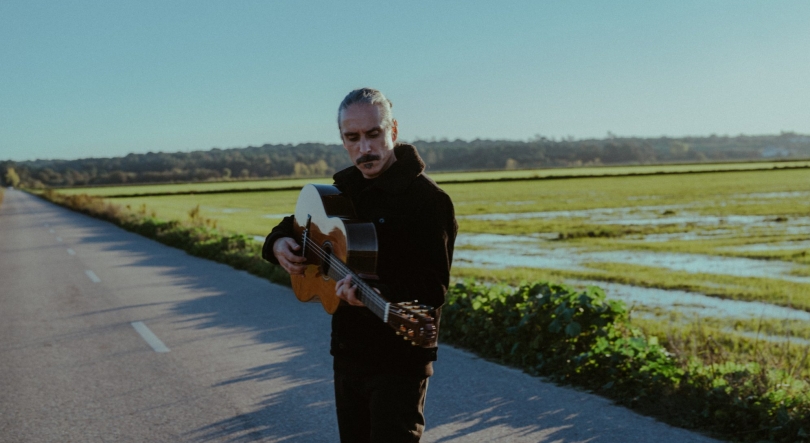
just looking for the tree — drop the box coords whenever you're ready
[669,142,690,159]
[4,167,20,188]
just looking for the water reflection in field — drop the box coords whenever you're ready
[723,240,810,252]
[454,233,586,270]
[589,250,810,283]
[639,231,735,242]
[735,191,810,200]
[573,280,810,321]
[459,205,688,223]
[460,207,810,230]
[730,330,810,346]
[454,233,810,284]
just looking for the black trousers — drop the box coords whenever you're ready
[334,370,429,443]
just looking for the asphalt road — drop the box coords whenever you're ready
[0,189,720,443]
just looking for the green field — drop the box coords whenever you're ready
[115,188,301,236]
[54,159,810,197]
[54,163,810,376]
[55,177,333,197]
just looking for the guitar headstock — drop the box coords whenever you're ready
[386,301,438,348]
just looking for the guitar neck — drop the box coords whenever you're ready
[326,266,390,322]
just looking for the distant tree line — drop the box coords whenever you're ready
[3,133,810,188]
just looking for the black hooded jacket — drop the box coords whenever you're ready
[262,144,457,376]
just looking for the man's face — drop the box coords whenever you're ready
[340,102,398,179]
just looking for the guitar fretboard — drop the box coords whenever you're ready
[325,266,389,320]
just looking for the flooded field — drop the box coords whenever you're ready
[454,231,810,283]
[459,205,810,231]
[723,240,810,252]
[573,280,810,321]
[445,169,810,350]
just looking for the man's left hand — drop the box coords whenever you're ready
[335,275,365,307]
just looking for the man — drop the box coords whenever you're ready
[262,88,457,442]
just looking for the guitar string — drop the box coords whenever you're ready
[303,240,431,325]
[302,239,389,313]
[302,236,436,344]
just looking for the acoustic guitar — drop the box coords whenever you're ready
[290,184,438,348]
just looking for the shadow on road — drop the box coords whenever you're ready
[67,223,338,440]
[168,289,336,443]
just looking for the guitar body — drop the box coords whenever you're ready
[291,184,378,314]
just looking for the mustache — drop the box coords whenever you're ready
[356,154,380,165]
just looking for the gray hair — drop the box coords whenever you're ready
[337,88,394,130]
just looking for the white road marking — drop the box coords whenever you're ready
[85,270,101,283]
[131,322,170,353]
[48,229,55,234]
[56,237,63,242]
[67,249,76,256]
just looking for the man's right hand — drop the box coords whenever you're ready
[273,237,307,275]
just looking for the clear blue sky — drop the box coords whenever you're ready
[2,1,809,162]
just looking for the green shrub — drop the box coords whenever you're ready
[442,281,679,397]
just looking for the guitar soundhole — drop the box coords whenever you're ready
[321,242,333,279]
